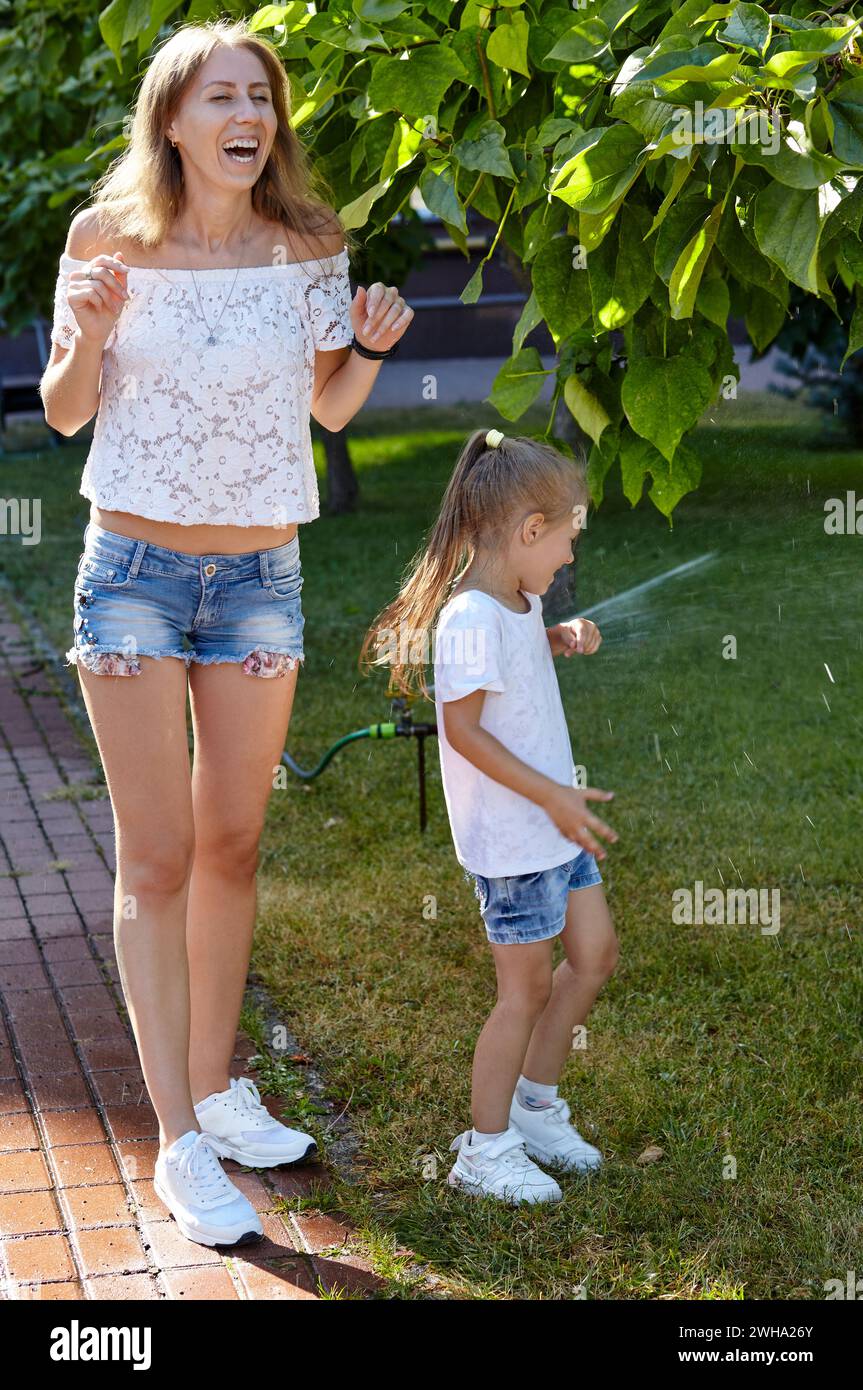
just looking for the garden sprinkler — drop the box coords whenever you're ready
[280,689,438,832]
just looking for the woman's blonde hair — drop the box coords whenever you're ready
[359,431,588,700]
[86,16,358,270]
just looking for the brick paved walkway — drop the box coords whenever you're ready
[0,593,382,1300]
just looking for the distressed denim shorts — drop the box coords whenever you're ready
[65,521,305,678]
[467,850,603,946]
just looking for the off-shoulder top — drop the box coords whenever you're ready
[49,249,354,527]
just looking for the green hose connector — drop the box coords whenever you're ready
[367,722,397,738]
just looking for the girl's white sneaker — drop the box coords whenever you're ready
[447,1125,563,1205]
[509,1094,603,1172]
[193,1076,317,1167]
[153,1130,264,1247]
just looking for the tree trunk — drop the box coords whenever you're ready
[320,425,359,513]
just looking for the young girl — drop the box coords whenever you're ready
[361,429,620,1205]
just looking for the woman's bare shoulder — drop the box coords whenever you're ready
[64,206,140,263]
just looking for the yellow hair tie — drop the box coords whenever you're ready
[485,429,504,448]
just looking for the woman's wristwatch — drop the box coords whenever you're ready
[350,333,399,360]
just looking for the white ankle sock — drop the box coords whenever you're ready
[470,1128,506,1146]
[516,1075,558,1110]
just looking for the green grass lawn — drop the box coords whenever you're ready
[2,394,861,1299]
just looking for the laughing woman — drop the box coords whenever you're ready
[40,17,412,1249]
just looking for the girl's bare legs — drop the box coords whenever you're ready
[185,659,300,1104]
[471,940,554,1133]
[470,887,618,1133]
[521,884,619,1085]
[77,656,198,1148]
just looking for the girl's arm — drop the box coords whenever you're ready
[442,688,617,860]
[546,618,602,658]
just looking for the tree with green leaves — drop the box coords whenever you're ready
[10,0,863,521]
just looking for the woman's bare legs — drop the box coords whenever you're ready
[521,885,619,1085]
[185,658,301,1104]
[77,655,198,1147]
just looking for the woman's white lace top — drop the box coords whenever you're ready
[50,249,354,526]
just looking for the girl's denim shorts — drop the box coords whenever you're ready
[467,850,603,946]
[65,521,305,678]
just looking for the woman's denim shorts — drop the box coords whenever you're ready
[467,850,603,946]
[65,521,305,678]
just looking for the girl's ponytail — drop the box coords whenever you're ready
[358,430,490,698]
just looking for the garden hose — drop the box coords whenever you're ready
[280,696,438,830]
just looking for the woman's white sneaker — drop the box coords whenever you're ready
[509,1094,603,1172]
[153,1130,263,1247]
[447,1126,562,1204]
[193,1076,317,1167]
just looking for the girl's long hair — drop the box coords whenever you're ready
[86,16,358,271]
[359,431,588,700]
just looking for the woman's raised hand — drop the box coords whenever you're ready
[67,253,130,347]
[352,282,414,353]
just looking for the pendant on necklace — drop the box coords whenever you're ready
[206,333,217,346]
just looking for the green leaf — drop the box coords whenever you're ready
[339,175,393,231]
[655,196,713,284]
[830,78,863,166]
[598,0,641,33]
[761,24,861,79]
[579,195,628,254]
[512,290,544,355]
[610,87,685,144]
[564,375,612,444]
[730,121,843,188]
[580,442,617,508]
[647,155,696,236]
[753,181,842,292]
[695,274,731,327]
[619,431,654,506]
[744,284,788,351]
[99,0,153,68]
[638,44,741,84]
[546,19,610,63]
[658,0,721,39]
[588,203,655,329]
[648,443,703,519]
[621,356,713,462]
[841,235,863,285]
[368,45,467,122]
[668,204,722,320]
[453,119,516,179]
[488,348,551,419]
[487,10,531,79]
[532,236,593,340]
[550,125,646,215]
[719,4,771,57]
[717,209,787,301]
[419,164,467,235]
[841,287,863,370]
[586,430,619,507]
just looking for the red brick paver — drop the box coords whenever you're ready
[0,595,383,1300]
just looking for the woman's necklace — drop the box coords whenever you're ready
[186,219,254,347]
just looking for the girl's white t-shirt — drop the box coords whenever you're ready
[433,587,585,878]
